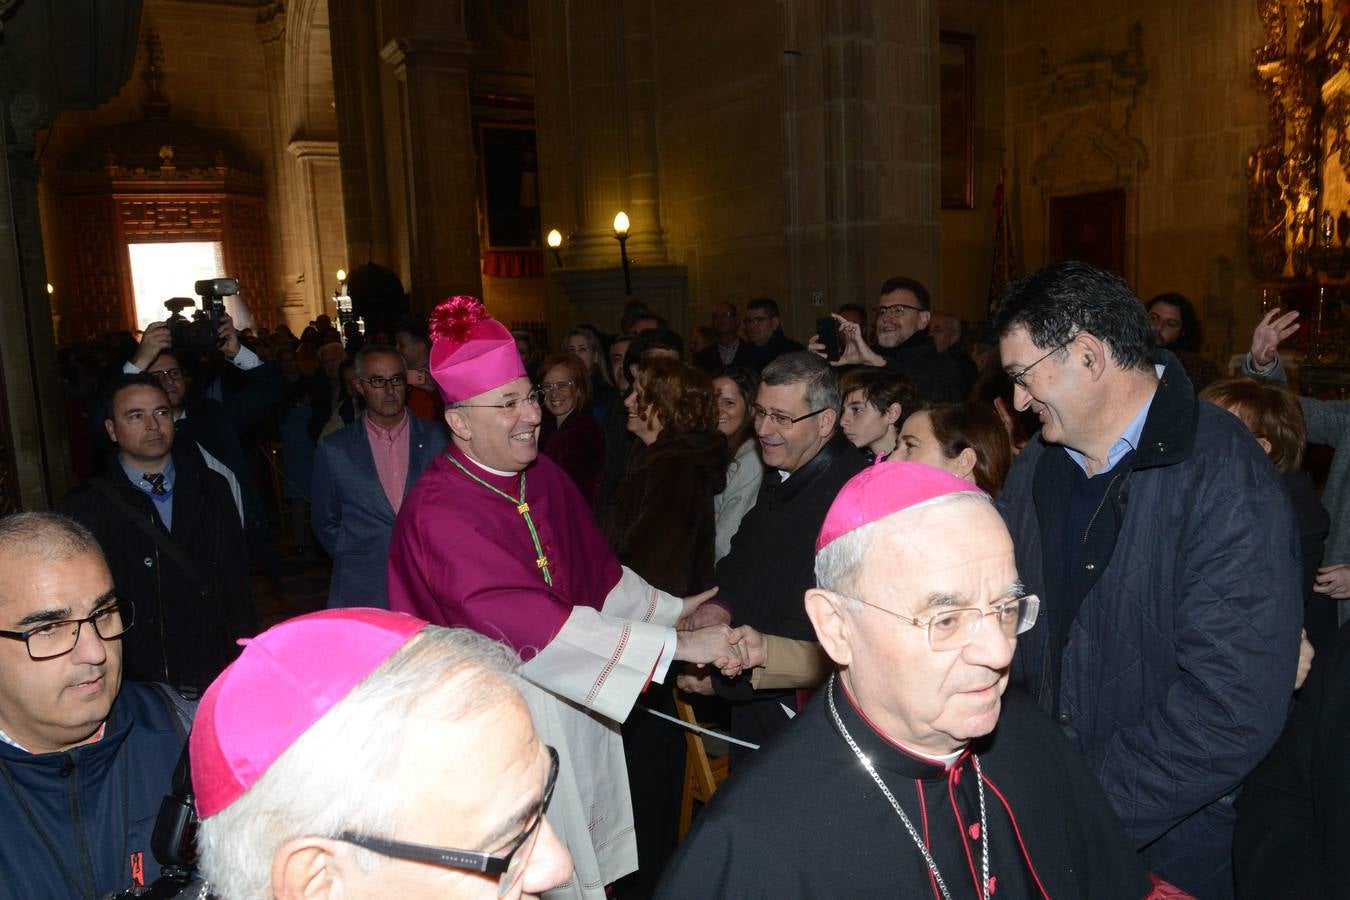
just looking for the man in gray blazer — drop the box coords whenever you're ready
[311,345,447,608]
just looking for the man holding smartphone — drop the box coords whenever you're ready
[810,276,964,402]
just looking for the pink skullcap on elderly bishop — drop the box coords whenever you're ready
[427,295,528,403]
[190,608,428,818]
[815,460,987,553]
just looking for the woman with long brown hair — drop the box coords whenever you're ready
[601,356,727,895]
[711,365,763,562]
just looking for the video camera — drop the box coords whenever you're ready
[163,277,238,351]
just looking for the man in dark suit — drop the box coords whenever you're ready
[693,301,755,375]
[742,297,805,372]
[120,313,284,576]
[311,345,446,608]
[60,375,256,691]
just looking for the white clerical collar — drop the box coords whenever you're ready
[463,453,517,478]
[777,469,791,482]
[897,742,966,770]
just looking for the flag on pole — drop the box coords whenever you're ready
[987,168,1019,312]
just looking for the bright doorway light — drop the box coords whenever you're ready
[127,241,226,332]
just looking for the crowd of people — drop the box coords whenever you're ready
[2,260,1347,898]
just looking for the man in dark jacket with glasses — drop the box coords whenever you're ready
[0,512,190,900]
[992,261,1302,897]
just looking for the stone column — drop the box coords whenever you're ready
[530,0,670,267]
[0,96,73,509]
[329,0,393,269]
[256,5,312,328]
[286,140,347,321]
[380,35,482,311]
[529,0,681,333]
[779,0,940,318]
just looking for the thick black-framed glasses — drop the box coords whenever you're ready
[751,405,828,429]
[453,390,545,413]
[1007,341,1070,388]
[0,599,134,660]
[876,301,923,318]
[337,745,559,897]
[360,374,407,389]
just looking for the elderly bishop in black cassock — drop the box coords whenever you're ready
[657,462,1184,899]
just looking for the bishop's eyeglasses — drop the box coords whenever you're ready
[336,745,559,897]
[453,390,545,413]
[846,594,1040,651]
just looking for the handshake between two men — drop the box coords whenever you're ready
[673,591,806,695]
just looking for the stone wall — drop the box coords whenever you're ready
[650,2,786,322]
[37,0,276,331]
[1003,0,1267,359]
[37,0,351,336]
[937,0,1006,323]
[530,2,957,344]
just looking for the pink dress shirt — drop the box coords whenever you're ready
[364,411,412,514]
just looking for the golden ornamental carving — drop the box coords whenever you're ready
[1248,0,1350,362]
[1247,0,1350,280]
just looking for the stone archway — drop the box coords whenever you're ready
[258,0,347,333]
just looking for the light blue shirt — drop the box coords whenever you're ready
[1064,365,1162,476]
[120,455,176,532]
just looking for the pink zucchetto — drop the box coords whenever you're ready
[815,461,987,553]
[427,295,528,403]
[190,608,428,818]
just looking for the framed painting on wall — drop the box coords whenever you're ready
[478,123,542,251]
[940,31,975,210]
[1049,189,1126,276]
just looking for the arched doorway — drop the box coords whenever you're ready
[53,115,273,340]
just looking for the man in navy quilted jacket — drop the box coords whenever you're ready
[991,261,1302,898]
[0,512,189,900]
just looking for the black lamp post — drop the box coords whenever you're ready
[613,211,632,296]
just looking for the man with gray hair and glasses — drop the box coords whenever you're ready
[192,608,573,900]
[660,463,1162,898]
[0,512,191,900]
[678,351,867,757]
[311,344,446,608]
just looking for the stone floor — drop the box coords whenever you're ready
[253,533,331,630]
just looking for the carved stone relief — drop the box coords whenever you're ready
[1029,24,1150,278]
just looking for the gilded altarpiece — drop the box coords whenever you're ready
[1250,0,1350,381]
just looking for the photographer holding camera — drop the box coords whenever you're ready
[120,282,284,579]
